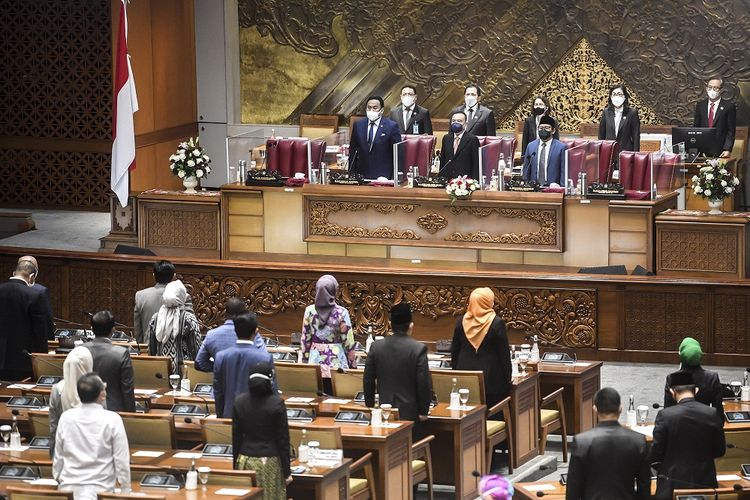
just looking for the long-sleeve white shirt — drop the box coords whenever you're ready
[52,403,131,492]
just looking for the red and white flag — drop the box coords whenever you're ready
[111,0,139,208]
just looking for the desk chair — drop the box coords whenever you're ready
[205,469,256,487]
[7,489,73,500]
[330,368,363,398]
[276,363,322,397]
[349,452,376,500]
[672,488,740,500]
[431,369,514,472]
[539,387,568,462]
[716,429,750,471]
[184,360,212,386]
[412,434,435,500]
[120,412,176,449]
[27,410,49,438]
[31,354,65,378]
[131,356,171,390]
[200,417,232,445]
[300,114,339,140]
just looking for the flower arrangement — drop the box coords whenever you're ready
[169,137,211,180]
[691,158,739,201]
[446,175,479,204]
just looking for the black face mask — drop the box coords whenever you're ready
[532,107,546,116]
[538,130,552,140]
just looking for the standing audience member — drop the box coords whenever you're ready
[566,388,651,500]
[49,347,93,457]
[214,312,276,418]
[134,260,193,344]
[364,303,432,435]
[232,361,290,500]
[598,84,640,152]
[0,260,50,380]
[451,83,496,136]
[18,255,55,340]
[663,336,723,421]
[196,297,265,372]
[300,274,355,395]
[84,310,135,412]
[521,95,560,156]
[439,111,480,179]
[348,96,403,179]
[148,280,202,375]
[53,373,131,499]
[693,76,736,157]
[651,371,725,500]
[389,84,433,135]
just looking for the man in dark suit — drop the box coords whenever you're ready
[439,111,479,179]
[522,115,567,186]
[349,95,403,179]
[213,312,275,418]
[450,83,496,137]
[566,387,651,500]
[663,337,723,422]
[651,371,725,500]
[0,261,50,380]
[363,302,432,435]
[134,260,194,345]
[389,85,433,135]
[18,256,54,340]
[693,76,736,157]
[85,310,136,412]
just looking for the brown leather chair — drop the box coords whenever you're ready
[539,387,568,462]
[619,151,653,199]
[399,134,436,176]
[300,114,339,140]
[265,138,310,178]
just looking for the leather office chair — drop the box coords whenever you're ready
[399,134,436,176]
[618,151,653,200]
[120,412,176,449]
[330,368,364,398]
[310,140,327,171]
[7,489,74,500]
[131,356,171,390]
[539,387,568,462]
[265,138,309,178]
[184,360,212,386]
[593,139,620,183]
[276,363,323,397]
[200,417,231,445]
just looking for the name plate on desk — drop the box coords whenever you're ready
[413,176,447,189]
[505,180,539,192]
[541,352,576,363]
[329,173,365,185]
[587,183,625,200]
[245,170,284,186]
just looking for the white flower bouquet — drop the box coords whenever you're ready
[690,158,739,201]
[446,175,479,204]
[169,137,212,179]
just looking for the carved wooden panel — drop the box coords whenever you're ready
[68,265,137,327]
[146,209,218,249]
[660,229,738,273]
[714,294,750,354]
[625,291,708,351]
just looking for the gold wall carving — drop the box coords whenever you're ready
[416,212,448,234]
[447,207,558,246]
[309,200,420,240]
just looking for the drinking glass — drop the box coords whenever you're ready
[197,466,210,487]
[518,353,530,375]
[636,405,649,425]
[310,168,319,184]
[459,388,470,409]
[731,381,742,401]
[0,426,10,447]
[381,404,392,424]
[520,344,531,358]
[169,374,180,392]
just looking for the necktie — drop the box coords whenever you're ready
[708,102,715,128]
[367,121,375,147]
[538,142,547,185]
[468,108,474,123]
[454,134,460,154]
[403,108,412,129]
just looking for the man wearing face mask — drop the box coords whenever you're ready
[693,77,736,158]
[389,85,433,135]
[349,95,403,179]
[598,84,640,152]
[521,95,560,156]
[439,111,479,179]
[522,115,566,187]
[450,83,496,137]
[0,260,51,380]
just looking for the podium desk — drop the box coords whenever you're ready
[421,403,486,500]
[538,361,602,434]
[510,372,540,469]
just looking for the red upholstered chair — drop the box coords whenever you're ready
[400,134,436,176]
[560,138,588,150]
[310,140,327,170]
[565,146,588,182]
[653,152,680,192]
[265,138,309,177]
[592,140,620,183]
[477,136,517,163]
[618,151,652,200]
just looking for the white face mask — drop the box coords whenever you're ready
[465,96,478,108]
[366,110,381,122]
[611,95,625,107]
[401,95,415,108]
[707,89,720,100]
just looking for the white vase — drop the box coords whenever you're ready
[183,175,198,194]
[707,198,723,215]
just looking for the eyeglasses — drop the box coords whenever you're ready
[538,126,553,132]
[611,92,625,97]
[401,92,416,97]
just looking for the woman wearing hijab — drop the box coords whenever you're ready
[451,287,512,408]
[300,274,355,394]
[49,346,93,456]
[147,280,202,375]
[233,361,290,500]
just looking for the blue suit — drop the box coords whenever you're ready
[213,341,276,418]
[349,116,402,179]
[522,138,567,186]
[194,320,265,372]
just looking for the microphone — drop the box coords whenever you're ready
[183,392,212,416]
[727,442,750,452]
[536,492,546,497]
[652,403,663,409]
[155,372,170,389]
[521,151,537,177]
[655,473,718,490]
[52,317,89,328]
[347,148,360,176]
[436,158,453,177]
[471,470,481,478]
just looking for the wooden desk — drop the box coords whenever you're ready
[421,403,485,500]
[137,189,222,259]
[510,372,540,468]
[656,209,750,279]
[290,417,412,500]
[538,361,602,434]
[286,458,350,500]
[718,400,750,471]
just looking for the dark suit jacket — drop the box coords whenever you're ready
[30,283,55,340]
[650,398,726,499]
[214,342,275,418]
[85,337,136,412]
[232,391,290,477]
[450,104,496,136]
[521,115,560,157]
[451,316,512,407]
[389,104,433,135]
[664,364,723,423]
[521,138,567,186]
[363,333,432,424]
[599,107,640,152]
[348,117,402,179]
[439,132,480,179]
[693,98,736,154]
[566,421,651,500]
[0,279,50,379]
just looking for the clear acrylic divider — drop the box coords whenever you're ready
[325,130,351,171]
[225,128,266,183]
[564,142,600,189]
[393,140,409,186]
[651,151,684,199]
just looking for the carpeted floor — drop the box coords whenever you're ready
[0,208,109,253]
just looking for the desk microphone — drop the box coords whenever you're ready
[521,151,537,176]
[536,492,546,498]
[727,442,750,453]
[181,392,212,417]
[348,149,360,175]
[655,473,717,490]
[652,403,663,409]
[436,158,453,177]
[155,372,170,389]
[53,317,89,328]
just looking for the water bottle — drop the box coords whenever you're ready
[270,129,276,140]
[498,154,507,191]
[431,154,440,175]
[626,394,637,427]
[450,377,460,409]
[185,459,198,490]
[530,336,540,362]
[371,395,382,427]
[744,368,749,387]
[511,345,519,377]
[298,429,309,463]
[9,416,20,450]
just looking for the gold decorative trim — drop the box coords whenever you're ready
[416,212,448,234]
[309,200,420,240]
[447,207,558,246]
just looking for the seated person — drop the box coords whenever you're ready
[521,115,566,187]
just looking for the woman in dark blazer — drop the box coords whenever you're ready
[450,287,512,408]
[521,95,560,155]
[232,361,290,500]
[598,84,640,152]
